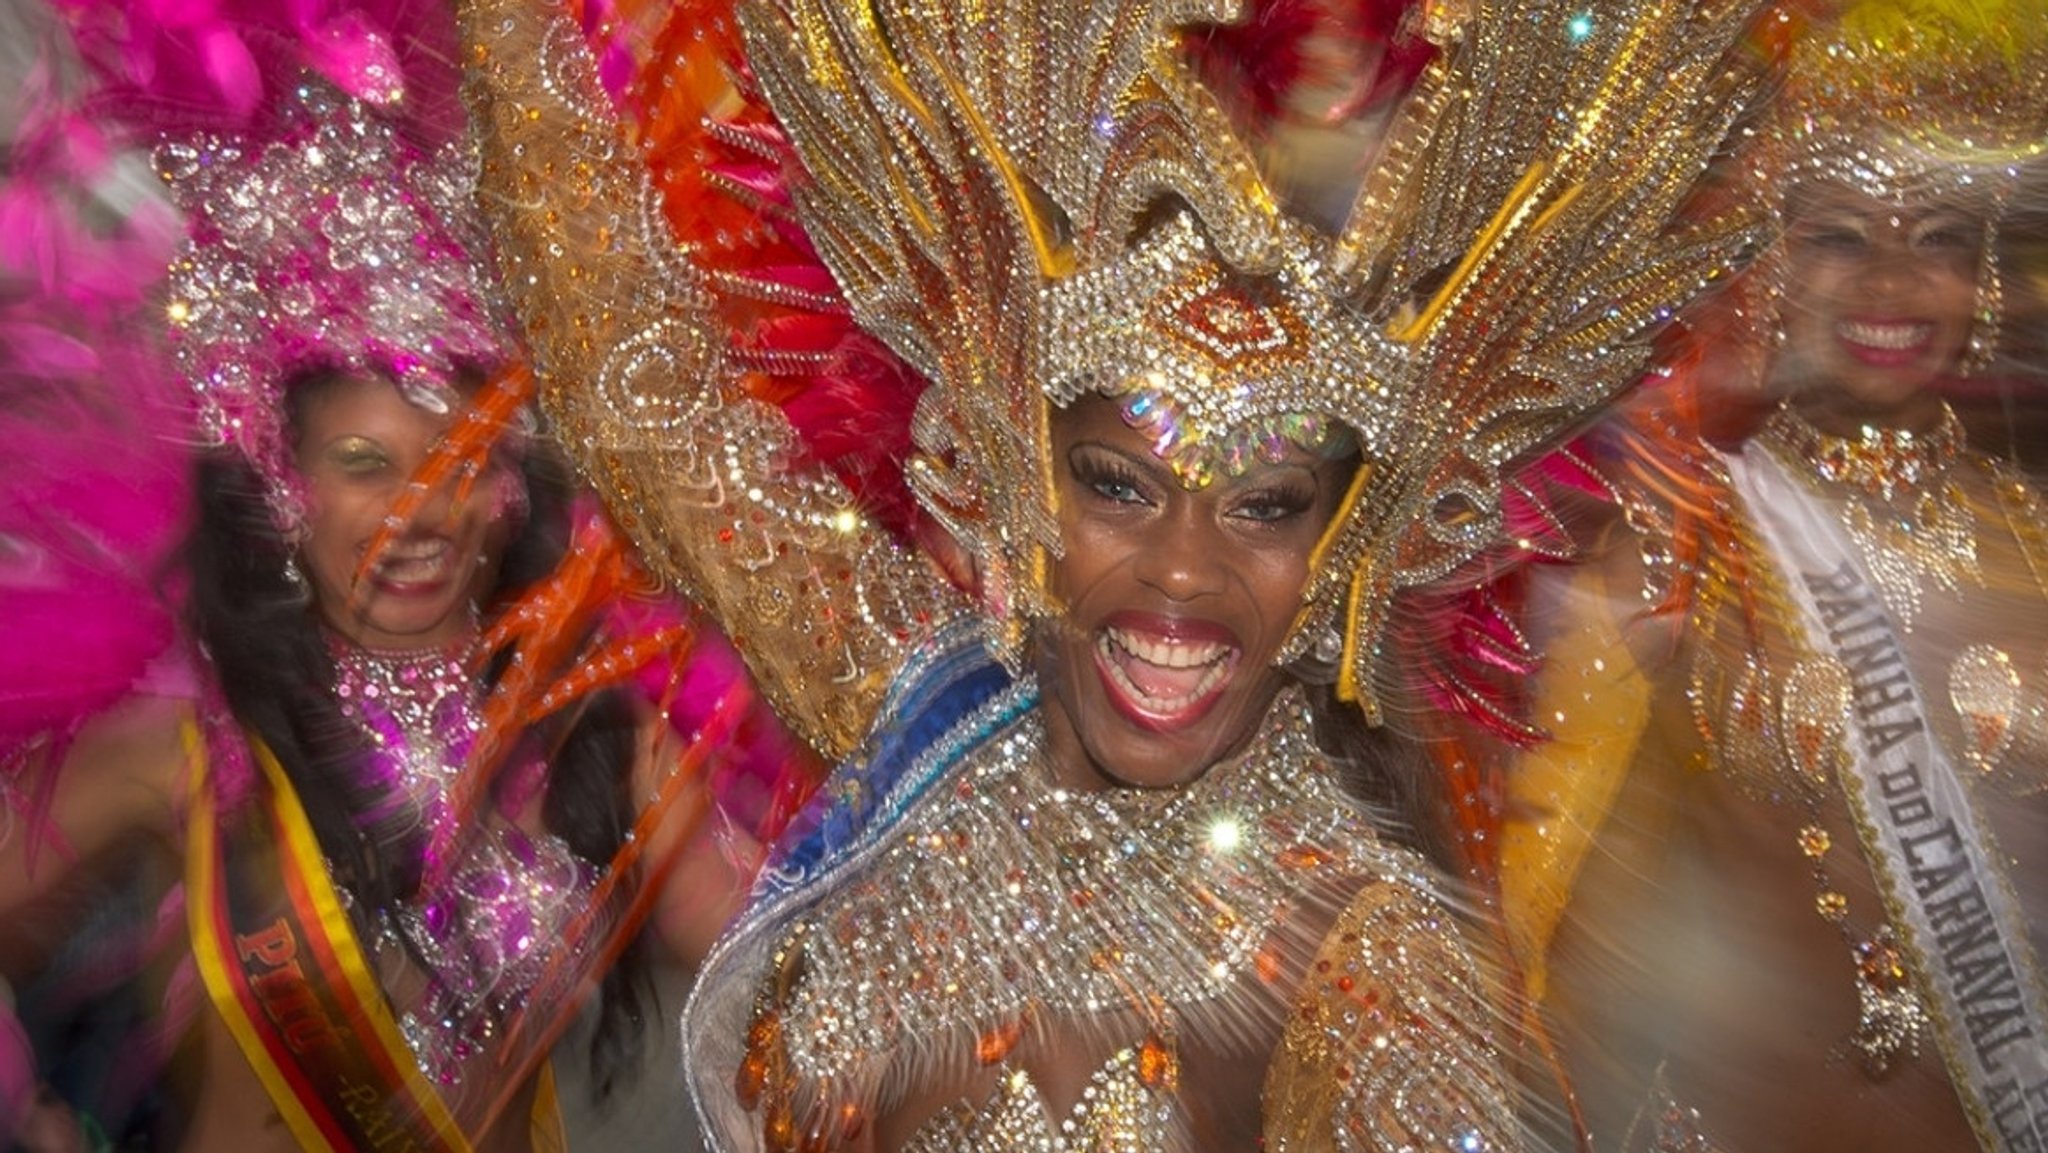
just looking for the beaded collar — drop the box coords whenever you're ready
[1762,402,1968,505]
[329,638,477,793]
[759,684,1415,1097]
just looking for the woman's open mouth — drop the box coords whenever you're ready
[368,537,458,594]
[1836,318,1934,368]
[1093,618,1240,731]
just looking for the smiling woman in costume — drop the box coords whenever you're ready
[1498,3,2048,1149]
[456,0,1770,1146]
[0,2,782,1148]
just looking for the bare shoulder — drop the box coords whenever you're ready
[1,696,191,974]
[10,696,192,871]
[59,695,194,805]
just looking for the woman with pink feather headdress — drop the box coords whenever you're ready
[0,1,816,1149]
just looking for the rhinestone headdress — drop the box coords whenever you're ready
[740,0,1767,715]
[155,78,512,536]
[1757,0,2048,204]
[461,0,1769,727]
[1733,0,2048,371]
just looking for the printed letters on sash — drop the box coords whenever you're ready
[1728,448,2048,1153]
[186,727,472,1153]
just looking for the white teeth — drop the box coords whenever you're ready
[373,538,453,580]
[1096,634,1232,711]
[1837,321,1930,350]
[382,538,450,561]
[1104,627,1227,669]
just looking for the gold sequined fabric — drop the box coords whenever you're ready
[908,1054,1179,1153]
[688,687,1516,1150]
[458,0,964,756]
[1602,441,2042,805]
[1756,0,2048,204]
[739,0,1768,707]
[1758,406,1982,631]
[1672,430,2048,801]
[1263,879,1517,1152]
[1581,422,2048,1100]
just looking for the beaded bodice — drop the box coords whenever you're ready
[1676,431,2048,800]
[690,676,1517,1151]
[1545,419,2048,1149]
[330,641,599,1085]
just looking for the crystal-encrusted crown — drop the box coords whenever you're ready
[742,0,1769,714]
[1758,0,2048,206]
[159,79,513,535]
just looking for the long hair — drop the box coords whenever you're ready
[182,372,651,1095]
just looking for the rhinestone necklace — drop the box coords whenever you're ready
[1761,403,1981,631]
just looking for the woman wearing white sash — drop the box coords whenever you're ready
[1497,4,2048,1150]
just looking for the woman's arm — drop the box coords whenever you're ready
[457,0,966,759]
[1,697,187,983]
[630,713,766,970]
[1263,878,1523,1152]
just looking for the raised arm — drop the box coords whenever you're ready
[457,0,966,758]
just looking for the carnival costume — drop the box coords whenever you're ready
[1498,3,2048,1148]
[456,0,1771,1146]
[0,2,803,1147]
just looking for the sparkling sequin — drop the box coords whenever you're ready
[716,689,1515,1149]
[458,0,1766,724]
[156,82,513,535]
[330,640,599,1085]
[1761,407,1983,632]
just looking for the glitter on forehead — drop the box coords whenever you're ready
[157,80,514,536]
[1105,382,1353,490]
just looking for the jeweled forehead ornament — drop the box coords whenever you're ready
[1040,213,1372,489]
[157,77,514,537]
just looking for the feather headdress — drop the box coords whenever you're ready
[461,0,1770,749]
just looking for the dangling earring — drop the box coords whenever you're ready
[1313,624,1345,665]
[282,553,310,602]
[1744,236,1790,395]
[1961,225,2003,379]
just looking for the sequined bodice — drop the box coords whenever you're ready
[1550,431,2048,1151]
[331,641,599,1085]
[699,681,1518,1151]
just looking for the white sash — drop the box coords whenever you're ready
[1727,444,2048,1152]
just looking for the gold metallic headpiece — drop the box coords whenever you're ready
[1760,0,2048,206]
[743,0,1767,714]
[1733,0,2048,376]
[460,0,1769,731]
